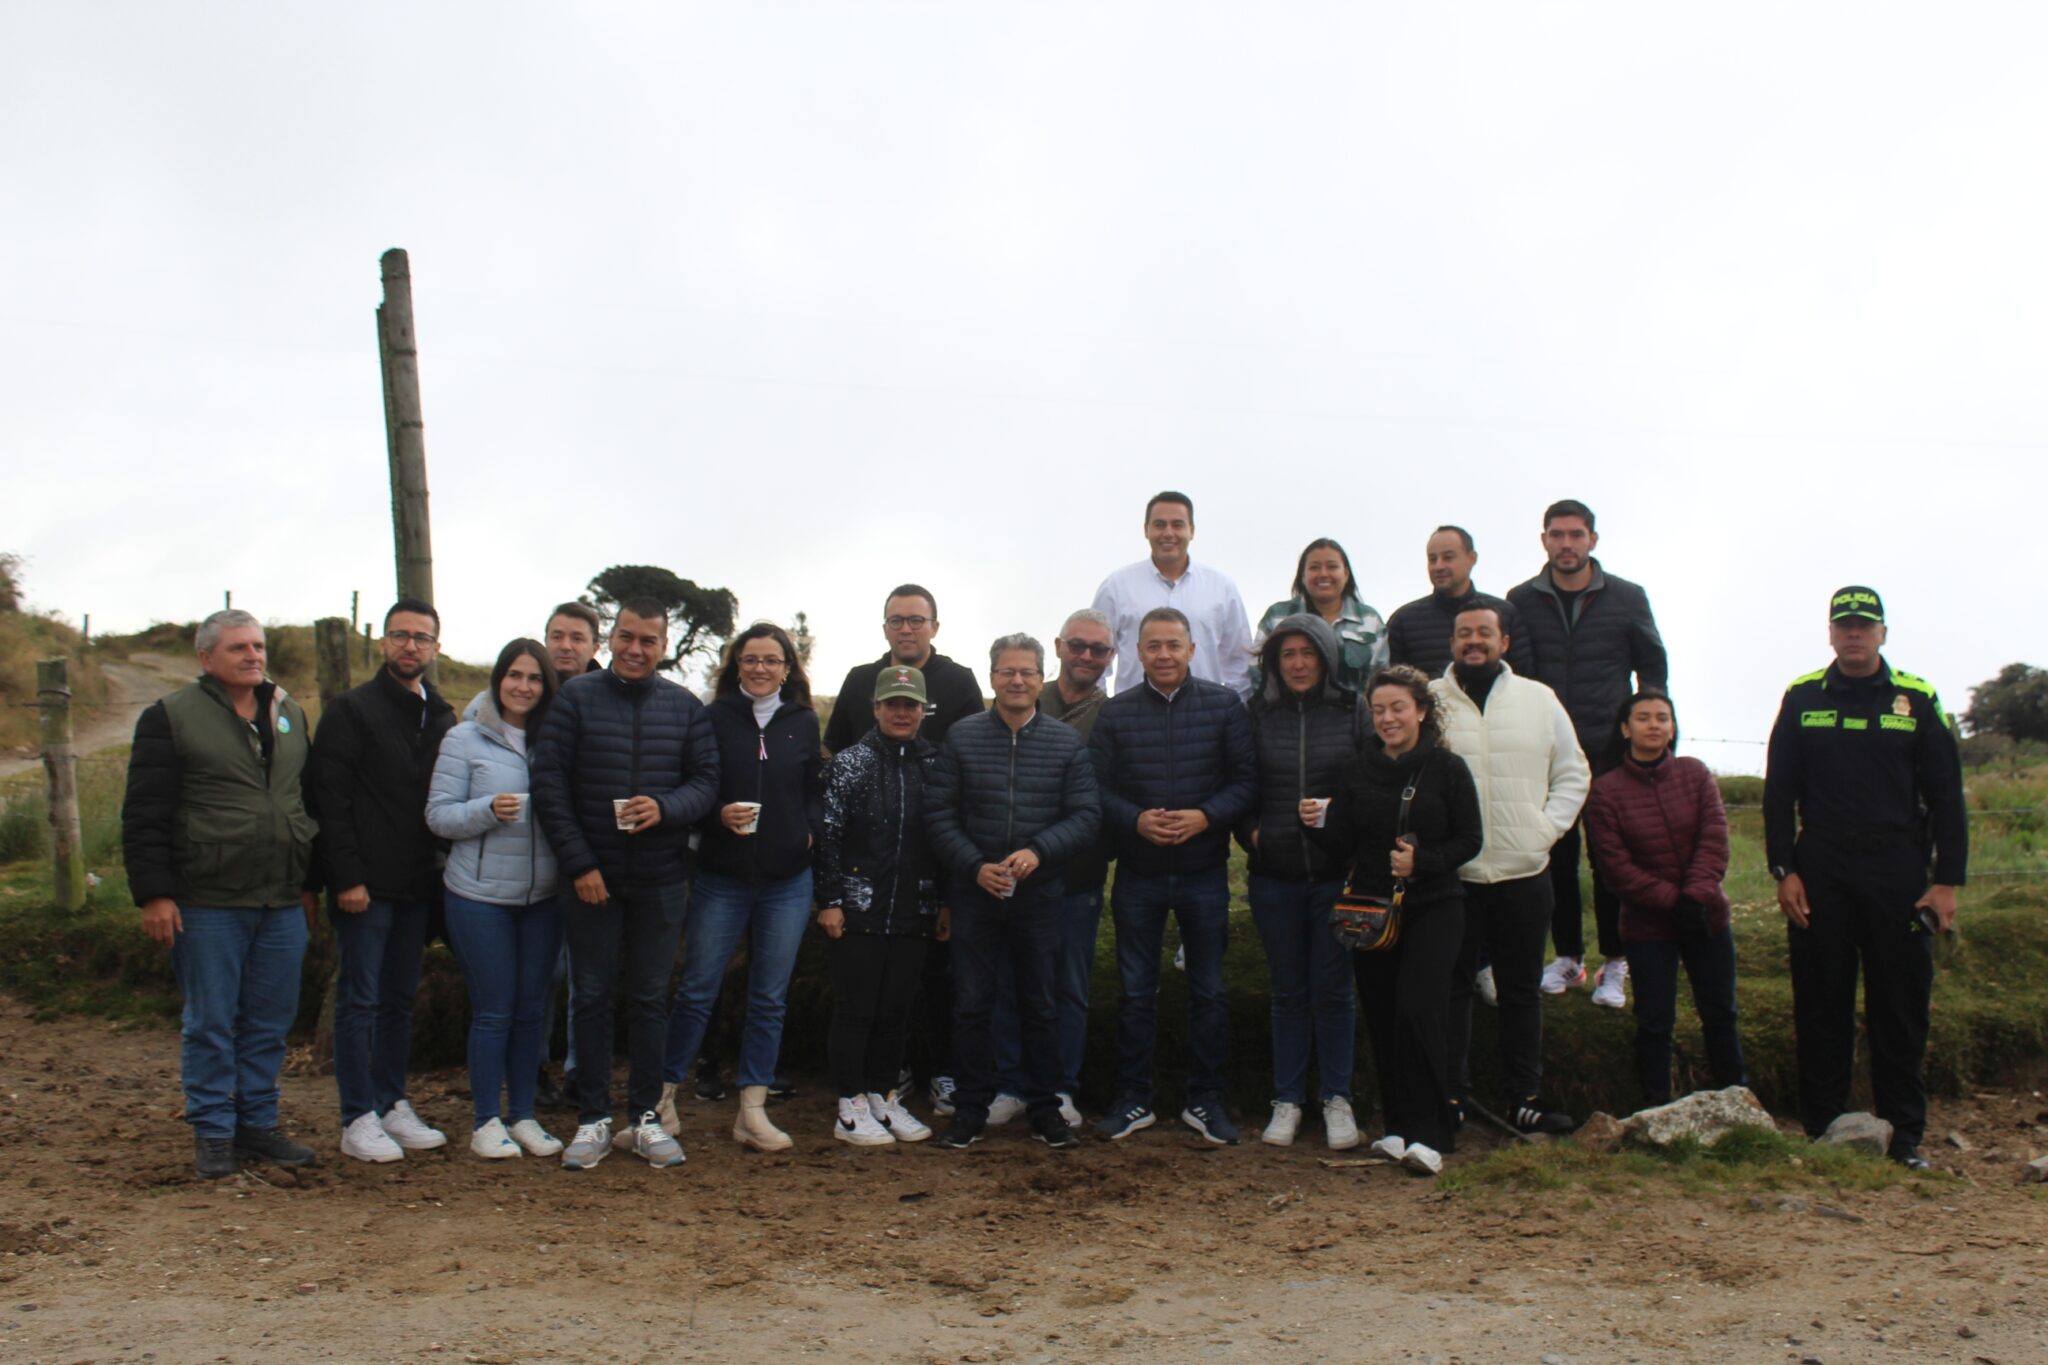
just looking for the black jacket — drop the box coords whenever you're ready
[1506,559,1668,757]
[308,668,455,902]
[693,689,825,884]
[1312,735,1484,911]
[1383,586,1534,680]
[1237,614,1365,883]
[924,709,1101,889]
[817,727,945,936]
[1089,677,1257,877]
[529,668,720,886]
[823,651,985,755]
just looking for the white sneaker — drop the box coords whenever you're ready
[632,1110,685,1167]
[507,1119,562,1157]
[1401,1142,1443,1176]
[868,1091,931,1142]
[1475,964,1498,1007]
[1057,1092,1083,1129]
[379,1100,448,1151]
[469,1117,521,1160]
[341,1112,404,1163]
[1591,958,1629,1009]
[1540,955,1586,995]
[836,1095,896,1147]
[1369,1134,1407,1162]
[986,1093,1027,1126]
[1262,1101,1303,1147]
[1323,1096,1360,1150]
[928,1075,956,1116]
[562,1118,612,1170]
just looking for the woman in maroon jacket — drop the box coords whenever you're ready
[1584,690,1746,1106]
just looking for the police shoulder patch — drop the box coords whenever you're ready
[1889,668,1938,698]
[1785,667,1828,693]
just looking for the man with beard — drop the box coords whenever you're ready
[1384,525,1533,679]
[311,597,458,1162]
[532,600,603,1111]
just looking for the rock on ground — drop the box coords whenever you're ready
[2025,1154,2048,1183]
[1574,1111,1625,1154]
[1620,1087,1774,1148]
[1821,1111,1894,1155]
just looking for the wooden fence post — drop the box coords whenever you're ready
[36,659,87,911]
[309,617,353,1074]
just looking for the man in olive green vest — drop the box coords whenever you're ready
[123,609,321,1179]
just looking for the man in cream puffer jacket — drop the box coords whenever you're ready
[1429,602,1590,1137]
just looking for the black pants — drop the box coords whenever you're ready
[827,933,928,1098]
[561,879,690,1124]
[1447,873,1552,1105]
[1354,897,1464,1152]
[950,886,1062,1126]
[908,939,954,1085]
[1788,836,1934,1150]
[1549,819,1623,961]
[1626,927,1746,1106]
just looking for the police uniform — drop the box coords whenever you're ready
[1763,587,1967,1156]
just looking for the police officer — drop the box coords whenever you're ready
[1764,586,1966,1170]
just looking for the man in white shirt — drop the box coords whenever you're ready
[1091,491,1254,700]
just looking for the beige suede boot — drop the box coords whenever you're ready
[656,1081,681,1137]
[733,1085,793,1151]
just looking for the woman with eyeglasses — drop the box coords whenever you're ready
[1252,538,1388,695]
[658,622,826,1152]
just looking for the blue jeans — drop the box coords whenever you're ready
[331,896,431,1124]
[563,879,690,1123]
[662,869,813,1089]
[951,884,1063,1125]
[1628,928,1746,1106]
[444,892,563,1129]
[171,905,309,1137]
[1248,873,1352,1104]
[1111,868,1231,1107]
[992,885,1103,1097]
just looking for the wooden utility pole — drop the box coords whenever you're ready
[36,659,87,911]
[314,617,352,709]
[377,249,435,608]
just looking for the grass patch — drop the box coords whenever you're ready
[1439,1123,1940,1199]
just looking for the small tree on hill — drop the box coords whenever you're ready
[791,611,816,669]
[583,565,738,674]
[1965,663,2048,745]
[0,552,22,613]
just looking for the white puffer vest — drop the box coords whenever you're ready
[1429,664,1591,884]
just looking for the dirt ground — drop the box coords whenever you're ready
[0,653,188,781]
[1,1000,2044,1365]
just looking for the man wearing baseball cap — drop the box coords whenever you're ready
[1763,586,1967,1170]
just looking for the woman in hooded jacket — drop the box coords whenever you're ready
[1239,614,1366,1149]
[1583,690,1745,1106]
[426,638,563,1160]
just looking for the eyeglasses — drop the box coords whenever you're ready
[884,615,932,629]
[738,656,788,670]
[993,667,1043,682]
[1059,639,1113,658]
[385,631,439,647]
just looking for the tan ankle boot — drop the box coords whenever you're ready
[733,1085,793,1151]
[656,1081,681,1137]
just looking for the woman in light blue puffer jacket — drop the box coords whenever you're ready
[426,639,563,1161]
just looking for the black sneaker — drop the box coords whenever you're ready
[1031,1112,1080,1150]
[1511,1098,1577,1136]
[233,1126,317,1167]
[766,1075,796,1103]
[1891,1146,1932,1171]
[694,1059,728,1102]
[535,1071,569,1111]
[934,1118,984,1150]
[195,1134,239,1180]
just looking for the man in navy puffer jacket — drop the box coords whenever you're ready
[1088,606,1256,1144]
[924,634,1100,1150]
[529,600,720,1169]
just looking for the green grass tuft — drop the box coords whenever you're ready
[1440,1123,1941,1199]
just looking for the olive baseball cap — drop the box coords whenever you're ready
[872,663,928,704]
[1829,586,1885,623]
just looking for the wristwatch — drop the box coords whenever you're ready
[1769,864,1792,883]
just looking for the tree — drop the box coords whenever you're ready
[582,565,738,674]
[1964,663,2048,744]
[791,611,816,669]
[0,552,22,613]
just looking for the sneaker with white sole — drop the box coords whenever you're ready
[379,1100,448,1151]
[1590,957,1629,1009]
[507,1119,562,1157]
[630,1110,684,1167]
[1323,1096,1360,1150]
[836,1095,895,1147]
[340,1112,404,1163]
[1400,1142,1443,1176]
[1262,1101,1303,1147]
[562,1118,612,1170]
[986,1093,1027,1126]
[1475,964,1499,1007]
[1369,1134,1407,1162]
[928,1075,957,1116]
[1181,1100,1240,1146]
[1539,956,1586,995]
[470,1117,521,1160]
[1057,1092,1083,1129]
[868,1091,931,1142]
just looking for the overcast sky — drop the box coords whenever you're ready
[3,3,2042,771]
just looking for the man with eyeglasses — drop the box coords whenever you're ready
[821,584,985,755]
[924,634,1101,1150]
[1092,491,1254,700]
[309,597,458,1162]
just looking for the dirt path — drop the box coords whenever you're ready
[2,1002,2044,1363]
[0,652,188,781]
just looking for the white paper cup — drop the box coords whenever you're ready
[1308,798,1331,829]
[613,798,636,831]
[734,801,763,835]
[509,793,528,823]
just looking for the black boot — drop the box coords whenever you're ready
[195,1133,239,1180]
[233,1126,317,1167]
